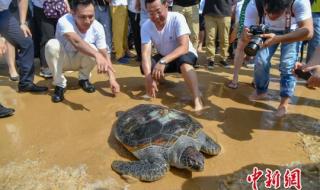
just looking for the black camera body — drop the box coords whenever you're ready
[244,25,270,56]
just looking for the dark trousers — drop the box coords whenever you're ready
[0,10,34,87]
[33,5,58,68]
[128,10,141,60]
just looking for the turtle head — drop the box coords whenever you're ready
[180,146,204,171]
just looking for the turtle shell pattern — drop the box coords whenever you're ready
[115,104,203,152]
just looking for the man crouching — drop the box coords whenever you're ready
[141,0,203,112]
[45,0,119,103]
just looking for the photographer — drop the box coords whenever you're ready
[243,0,313,117]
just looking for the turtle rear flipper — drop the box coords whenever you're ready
[112,157,169,182]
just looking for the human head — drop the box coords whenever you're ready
[71,0,95,32]
[264,0,293,20]
[145,0,168,27]
[179,146,204,171]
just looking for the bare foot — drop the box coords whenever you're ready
[249,92,271,101]
[275,106,287,117]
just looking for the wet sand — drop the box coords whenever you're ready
[0,52,319,190]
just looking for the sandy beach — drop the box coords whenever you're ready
[0,52,319,190]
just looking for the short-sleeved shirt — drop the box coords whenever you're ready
[31,0,45,8]
[141,12,197,57]
[0,0,12,11]
[128,0,139,13]
[55,13,107,53]
[245,0,312,31]
[111,0,128,6]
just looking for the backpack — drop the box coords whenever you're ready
[43,0,68,19]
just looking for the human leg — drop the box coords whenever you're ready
[5,41,19,81]
[307,13,320,62]
[180,64,203,112]
[250,44,278,100]
[276,42,298,117]
[204,15,217,69]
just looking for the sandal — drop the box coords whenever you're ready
[225,81,238,89]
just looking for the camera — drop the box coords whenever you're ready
[244,25,270,56]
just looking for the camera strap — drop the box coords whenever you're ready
[260,0,295,34]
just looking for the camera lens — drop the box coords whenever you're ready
[244,36,263,56]
[244,42,260,56]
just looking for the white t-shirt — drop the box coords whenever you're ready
[199,0,205,14]
[32,0,45,8]
[111,0,128,6]
[55,14,107,53]
[0,0,11,11]
[141,12,197,57]
[235,0,244,23]
[128,0,139,13]
[245,0,312,31]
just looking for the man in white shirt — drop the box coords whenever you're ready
[141,0,203,112]
[45,0,120,103]
[243,0,313,117]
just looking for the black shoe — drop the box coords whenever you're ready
[207,61,215,70]
[0,104,15,118]
[79,79,95,93]
[52,86,65,103]
[18,83,48,93]
[220,60,231,69]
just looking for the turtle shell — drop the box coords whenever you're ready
[115,104,203,152]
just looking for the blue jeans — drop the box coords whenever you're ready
[0,10,35,87]
[254,40,298,98]
[307,13,320,62]
[95,5,112,53]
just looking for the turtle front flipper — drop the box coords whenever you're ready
[111,157,170,182]
[200,132,221,156]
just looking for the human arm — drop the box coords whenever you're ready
[141,42,158,98]
[64,32,115,73]
[261,18,313,47]
[64,0,71,12]
[152,34,189,80]
[98,48,120,94]
[18,0,32,37]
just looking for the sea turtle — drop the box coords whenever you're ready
[111,104,221,182]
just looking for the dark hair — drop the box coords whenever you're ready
[264,0,293,13]
[145,0,167,8]
[71,0,94,10]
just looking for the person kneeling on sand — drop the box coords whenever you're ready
[45,0,120,103]
[141,0,203,112]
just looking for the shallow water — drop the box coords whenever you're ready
[0,54,319,189]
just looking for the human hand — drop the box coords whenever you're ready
[242,27,252,44]
[260,33,278,47]
[95,53,115,74]
[145,75,158,98]
[110,79,120,95]
[20,23,32,37]
[302,64,320,88]
[152,63,165,81]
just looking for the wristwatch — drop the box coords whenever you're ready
[159,58,167,65]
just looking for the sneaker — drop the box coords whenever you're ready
[219,60,231,69]
[207,61,215,70]
[117,56,130,64]
[0,104,15,118]
[40,67,53,78]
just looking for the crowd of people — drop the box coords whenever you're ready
[0,0,319,118]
